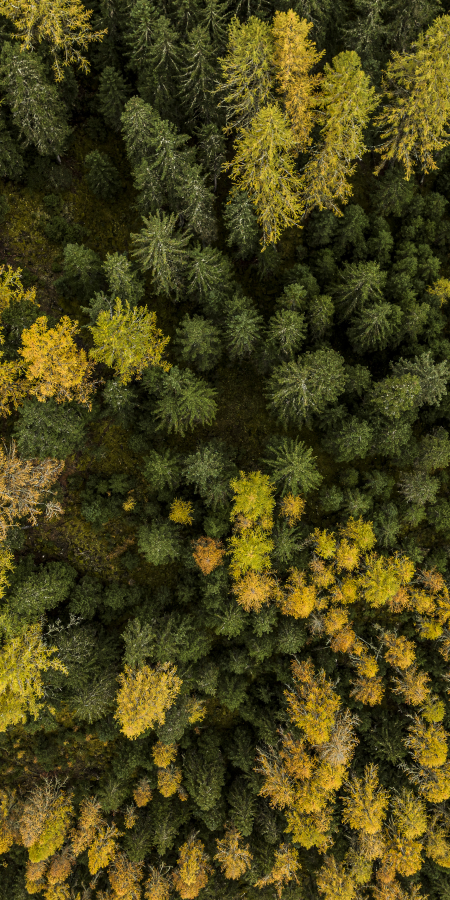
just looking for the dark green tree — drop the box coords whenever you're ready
[347,302,402,353]
[268,350,347,426]
[263,437,323,495]
[137,521,182,565]
[183,442,236,509]
[224,295,263,361]
[334,261,387,319]
[84,150,121,200]
[174,314,221,372]
[180,25,217,125]
[223,192,260,259]
[266,309,307,360]
[14,398,88,460]
[98,67,128,131]
[154,366,217,435]
[131,212,190,299]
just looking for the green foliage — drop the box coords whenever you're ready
[153,366,218,436]
[131,212,190,300]
[224,294,263,361]
[84,150,121,200]
[174,314,221,372]
[98,66,128,131]
[137,521,182,565]
[13,397,88,459]
[268,349,347,425]
[263,438,323,495]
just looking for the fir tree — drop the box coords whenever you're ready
[131,212,191,300]
[84,150,121,200]
[98,66,128,132]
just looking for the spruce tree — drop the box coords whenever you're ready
[174,314,221,372]
[180,25,217,125]
[153,366,217,435]
[268,349,347,425]
[98,66,128,132]
[131,212,191,300]
[84,150,121,200]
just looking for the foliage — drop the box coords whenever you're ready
[19,316,95,406]
[115,663,183,739]
[89,299,171,384]
[0,441,63,540]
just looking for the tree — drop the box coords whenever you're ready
[84,150,121,200]
[268,349,347,426]
[255,844,300,898]
[137,522,182,566]
[0,0,106,80]
[180,26,217,124]
[223,191,260,259]
[348,303,402,353]
[121,96,160,169]
[272,10,323,149]
[0,43,71,156]
[374,15,450,178]
[115,662,182,739]
[263,437,322,496]
[183,443,236,508]
[0,624,67,731]
[169,498,194,526]
[230,470,275,530]
[192,537,225,575]
[219,16,273,134]
[20,780,72,863]
[266,309,307,359]
[300,51,377,215]
[131,213,191,300]
[19,316,95,406]
[214,827,252,879]
[324,417,373,463]
[227,104,303,248]
[195,123,226,191]
[172,836,210,899]
[141,15,181,117]
[98,66,128,131]
[174,314,221,372]
[316,856,357,900]
[153,366,217,436]
[101,253,145,308]
[89,299,171,384]
[342,765,390,834]
[224,295,263,360]
[308,295,334,341]
[144,449,182,495]
[334,261,387,320]
[0,442,64,540]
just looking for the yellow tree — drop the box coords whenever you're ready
[0,0,107,80]
[300,51,377,215]
[218,16,274,134]
[89,299,171,385]
[374,15,450,178]
[172,836,210,899]
[0,623,67,731]
[272,10,323,150]
[227,103,303,247]
[0,441,63,541]
[108,852,143,900]
[342,765,390,835]
[115,663,182,739]
[214,827,252,880]
[0,265,36,416]
[255,844,300,897]
[0,264,36,317]
[20,780,73,863]
[19,316,95,406]
[192,537,225,575]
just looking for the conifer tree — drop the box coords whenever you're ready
[0,44,71,157]
[153,366,218,436]
[195,124,226,192]
[89,299,171,384]
[300,51,377,215]
[121,96,160,168]
[84,150,121,200]
[115,662,182,739]
[124,0,158,71]
[0,0,106,80]
[223,191,260,258]
[374,15,450,178]
[268,349,347,425]
[219,16,274,134]
[272,10,323,149]
[227,103,303,247]
[180,25,217,125]
[98,66,128,132]
[174,314,221,372]
[141,15,181,116]
[131,213,191,300]
[0,624,67,730]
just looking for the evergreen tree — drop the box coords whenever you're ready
[14,398,88,460]
[334,261,387,319]
[102,253,145,307]
[98,66,128,132]
[263,437,323,495]
[323,416,373,462]
[180,25,217,125]
[195,123,226,192]
[139,15,181,117]
[201,0,231,50]
[224,294,264,361]
[84,150,121,200]
[131,212,191,300]
[347,302,402,352]
[223,191,260,259]
[153,366,217,435]
[266,309,307,359]
[125,0,159,71]
[121,96,160,168]
[0,112,24,180]
[308,294,334,341]
[187,246,233,301]
[183,442,236,509]
[174,314,221,372]
[0,43,71,157]
[268,349,347,425]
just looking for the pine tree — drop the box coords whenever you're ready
[347,302,402,352]
[219,15,274,134]
[374,15,450,178]
[272,10,323,149]
[102,252,145,307]
[334,261,387,320]
[223,191,260,258]
[224,294,263,360]
[124,0,158,71]
[98,66,128,131]
[84,150,121,200]
[0,43,71,157]
[180,25,217,125]
[131,213,191,300]
[263,437,323,495]
[89,299,170,384]
[195,124,226,192]
[0,0,106,80]
[187,246,233,301]
[268,349,347,425]
[266,309,307,359]
[183,442,236,508]
[153,366,218,436]
[140,15,181,117]
[227,103,303,248]
[300,51,376,215]
[121,96,160,168]
[201,0,230,50]
[174,314,221,372]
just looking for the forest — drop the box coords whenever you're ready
[4,0,450,899]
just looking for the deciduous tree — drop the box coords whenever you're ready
[89,299,170,384]
[115,663,182,739]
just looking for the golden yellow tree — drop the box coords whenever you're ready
[214,827,252,880]
[227,103,303,247]
[19,316,95,406]
[272,10,323,149]
[115,663,182,739]
[0,441,64,541]
[172,836,210,899]
[342,765,390,835]
[192,537,225,575]
[169,499,194,526]
[0,0,107,80]
[218,16,274,134]
[300,51,377,215]
[20,781,73,863]
[0,623,67,731]
[108,852,143,900]
[89,299,171,385]
[374,15,450,178]
[255,843,300,897]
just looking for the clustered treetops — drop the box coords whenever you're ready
[3,0,450,899]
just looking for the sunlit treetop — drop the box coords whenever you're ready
[0,0,107,81]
